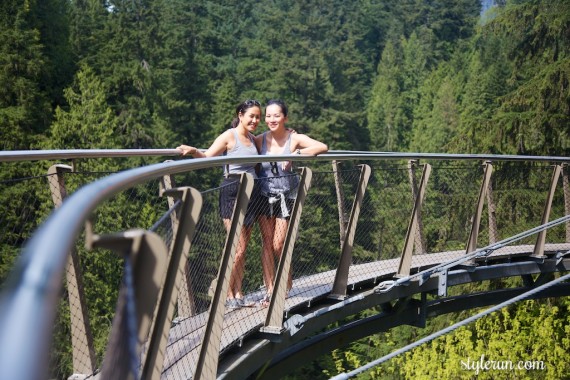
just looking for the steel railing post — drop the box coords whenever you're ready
[466,161,493,254]
[532,164,562,258]
[396,163,431,277]
[562,164,570,242]
[486,168,498,244]
[332,160,349,246]
[47,164,97,376]
[408,160,427,254]
[329,165,371,299]
[194,173,253,380]
[262,167,313,332]
[93,230,169,380]
[140,186,203,379]
[159,171,196,317]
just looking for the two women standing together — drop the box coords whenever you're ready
[176,99,328,309]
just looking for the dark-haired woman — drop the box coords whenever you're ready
[255,99,328,306]
[177,99,262,309]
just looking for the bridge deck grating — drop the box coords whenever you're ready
[160,243,570,378]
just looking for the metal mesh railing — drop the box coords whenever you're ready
[1,153,569,380]
[51,172,175,379]
[0,174,52,285]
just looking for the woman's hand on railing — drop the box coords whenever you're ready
[176,145,198,157]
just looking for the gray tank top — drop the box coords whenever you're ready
[259,132,299,196]
[225,129,258,177]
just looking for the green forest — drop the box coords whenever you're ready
[1,0,570,379]
[1,0,569,156]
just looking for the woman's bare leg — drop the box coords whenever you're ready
[232,225,252,299]
[224,219,253,300]
[259,215,276,296]
[273,218,293,291]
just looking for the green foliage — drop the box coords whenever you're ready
[367,39,405,151]
[387,297,570,379]
[409,59,465,153]
[3,0,570,378]
[47,65,119,150]
[453,0,570,156]
[0,1,50,149]
[1,0,567,154]
[311,295,570,380]
[495,59,570,155]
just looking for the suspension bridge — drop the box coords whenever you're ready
[0,150,569,380]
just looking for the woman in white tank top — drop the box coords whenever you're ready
[254,99,328,306]
[177,99,262,309]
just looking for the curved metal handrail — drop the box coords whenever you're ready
[0,152,365,380]
[0,148,180,162]
[0,150,569,380]
[2,148,570,163]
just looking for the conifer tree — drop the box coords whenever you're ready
[453,32,511,153]
[489,1,570,155]
[47,65,118,150]
[0,0,51,150]
[366,39,405,151]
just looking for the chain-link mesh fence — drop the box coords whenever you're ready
[1,157,569,379]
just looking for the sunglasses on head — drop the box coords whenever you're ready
[244,99,261,107]
[270,161,279,175]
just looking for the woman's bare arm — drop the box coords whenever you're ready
[291,134,328,155]
[177,130,233,158]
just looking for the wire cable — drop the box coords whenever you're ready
[331,271,570,380]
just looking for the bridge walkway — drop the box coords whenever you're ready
[0,150,569,380]
[163,243,570,379]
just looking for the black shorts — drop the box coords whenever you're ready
[258,193,295,219]
[219,177,261,226]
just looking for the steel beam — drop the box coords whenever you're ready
[396,163,431,277]
[330,165,371,299]
[47,164,97,377]
[263,167,313,333]
[532,165,562,258]
[194,174,252,380]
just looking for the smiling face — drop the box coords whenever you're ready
[238,105,261,132]
[265,104,288,132]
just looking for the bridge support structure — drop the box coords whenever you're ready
[160,170,197,317]
[194,173,253,380]
[85,185,203,379]
[397,162,432,277]
[3,150,570,380]
[263,167,313,333]
[465,161,494,259]
[47,164,97,378]
[532,164,563,258]
[329,164,371,299]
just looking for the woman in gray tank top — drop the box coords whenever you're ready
[254,99,328,306]
[177,99,262,309]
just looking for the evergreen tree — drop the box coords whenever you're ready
[46,65,119,150]
[451,30,512,153]
[489,1,570,155]
[152,0,213,145]
[68,0,109,67]
[410,63,457,153]
[366,39,405,151]
[75,0,174,148]
[29,0,74,107]
[243,0,371,149]
[0,0,51,149]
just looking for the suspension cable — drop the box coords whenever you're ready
[375,214,570,293]
[331,271,570,380]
